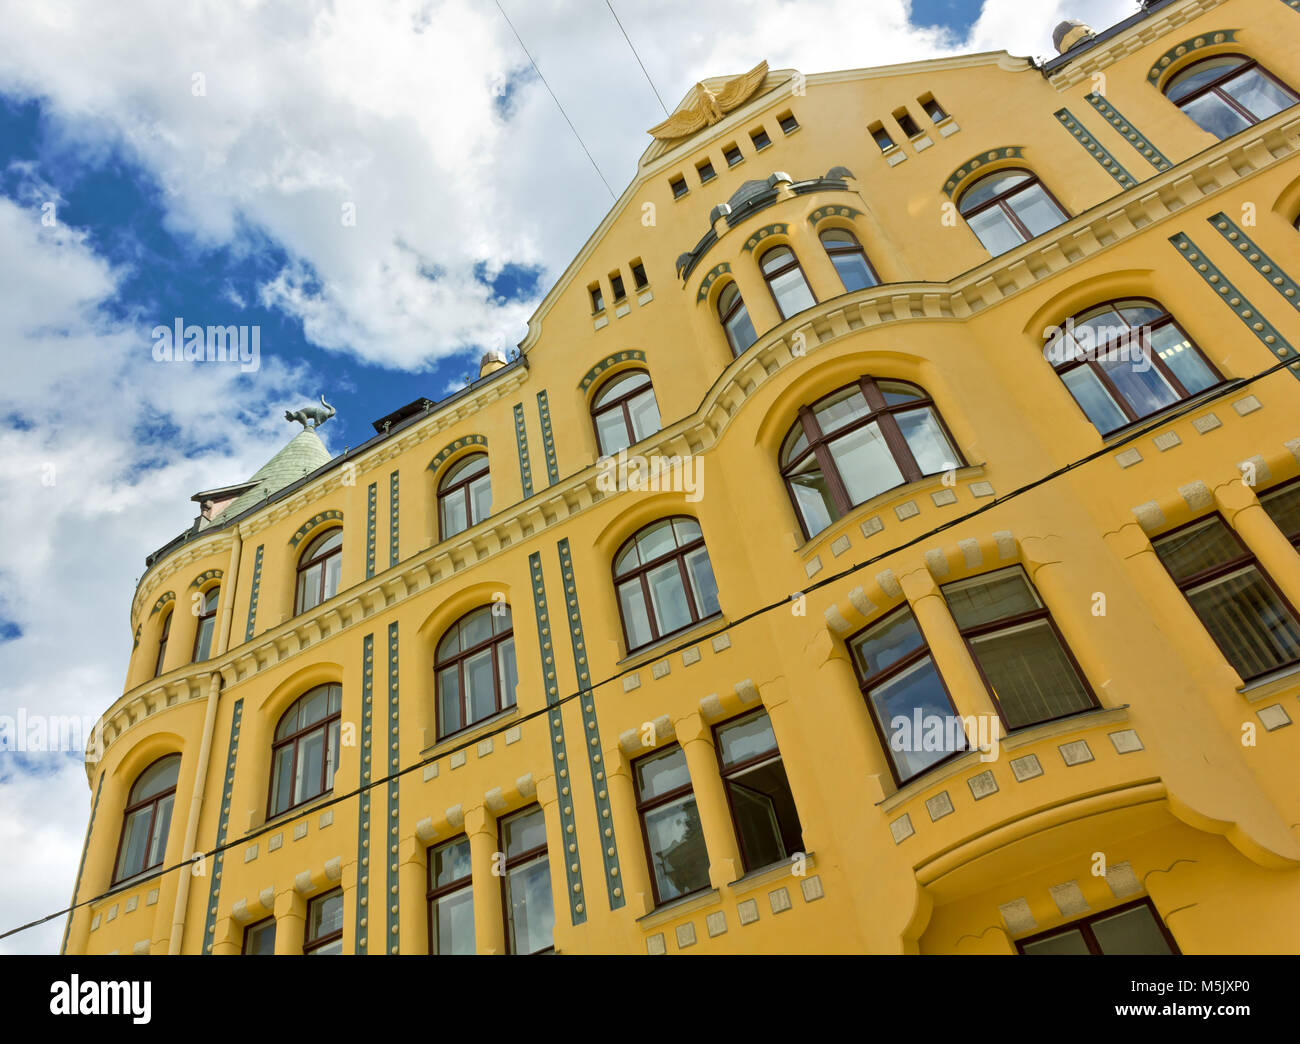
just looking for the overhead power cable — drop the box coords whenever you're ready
[605,0,670,116]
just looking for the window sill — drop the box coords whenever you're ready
[421,705,519,758]
[258,791,337,834]
[728,852,816,896]
[616,615,726,670]
[635,887,720,929]
[1237,662,1300,702]
[1099,379,1245,446]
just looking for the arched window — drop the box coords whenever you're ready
[113,754,180,883]
[717,282,757,357]
[614,517,721,652]
[780,378,961,539]
[958,169,1068,256]
[269,684,342,817]
[435,605,517,739]
[1044,299,1221,434]
[154,609,172,678]
[758,245,816,319]
[438,453,491,540]
[192,587,219,662]
[820,228,879,292]
[296,528,342,614]
[591,369,661,456]
[1165,55,1298,140]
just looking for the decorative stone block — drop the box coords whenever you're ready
[423,762,439,781]
[125,896,138,913]
[646,932,666,955]
[711,633,731,653]
[1241,455,1271,484]
[1106,861,1141,899]
[1153,431,1182,452]
[1115,447,1143,469]
[1132,502,1165,533]
[622,673,641,692]
[293,821,308,841]
[848,587,876,616]
[319,809,333,829]
[1010,753,1043,781]
[244,845,259,863]
[894,500,919,521]
[517,773,537,799]
[106,904,118,922]
[1232,395,1262,416]
[477,737,494,757]
[1059,740,1094,766]
[999,898,1035,935]
[876,570,902,598]
[268,833,283,852]
[958,538,981,568]
[993,531,1016,559]
[970,480,995,497]
[706,910,728,937]
[145,889,159,907]
[1179,481,1212,511]
[682,646,701,666]
[805,555,823,578]
[90,914,101,931]
[967,770,998,800]
[824,605,852,634]
[924,547,949,578]
[830,534,852,557]
[504,726,522,745]
[445,805,464,828]
[801,875,825,902]
[769,886,792,914]
[484,788,507,813]
[652,659,671,680]
[133,940,150,956]
[1192,412,1221,434]
[449,750,467,769]
[926,791,954,821]
[1257,704,1292,731]
[890,813,914,843]
[735,679,760,705]
[1050,880,1089,916]
[931,488,957,507]
[860,515,883,537]
[675,921,697,948]
[737,898,760,925]
[1109,729,1144,753]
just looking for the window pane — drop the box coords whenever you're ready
[725,303,757,354]
[433,887,475,955]
[767,265,816,317]
[506,855,555,954]
[300,686,329,727]
[298,562,322,612]
[460,607,494,649]
[1166,56,1246,101]
[788,454,838,537]
[325,720,338,791]
[944,568,1041,629]
[1185,565,1300,678]
[968,206,1024,255]
[469,474,492,525]
[878,381,924,405]
[781,425,809,465]
[116,807,152,879]
[635,520,678,563]
[1149,323,1216,395]
[244,921,276,955]
[437,667,461,735]
[1181,92,1251,138]
[294,730,325,804]
[1022,929,1091,955]
[895,407,957,475]
[270,744,293,814]
[194,616,215,661]
[869,655,963,781]
[307,938,343,956]
[440,491,468,537]
[1152,518,1243,581]
[960,171,1029,210]
[829,423,904,506]
[969,619,1093,729]
[1062,366,1129,433]
[441,454,486,486]
[726,758,801,870]
[812,387,870,434]
[1221,68,1296,121]
[462,648,496,724]
[636,747,691,800]
[717,712,779,767]
[1007,183,1066,237]
[852,608,925,678]
[503,808,548,858]
[497,636,518,709]
[1260,483,1300,542]
[683,547,720,619]
[595,408,630,455]
[644,796,710,901]
[147,793,174,867]
[309,892,344,942]
[618,580,654,649]
[672,518,702,544]
[1091,905,1175,955]
[627,389,661,443]
[830,251,877,292]
[1098,345,1180,417]
[594,371,650,405]
[645,560,693,635]
[431,838,472,889]
[132,756,180,801]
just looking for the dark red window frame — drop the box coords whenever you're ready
[111,754,181,885]
[267,685,342,818]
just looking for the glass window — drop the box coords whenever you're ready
[820,228,879,292]
[192,586,219,662]
[780,377,961,539]
[242,918,276,955]
[613,518,721,653]
[718,282,757,356]
[751,126,773,149]
[1152,516,1300,681]
[942,567,1096,730]
[268,684,342,817]
[1045,299,1219,434]
[590,369,661,455]
[438,453,491,541]
[1165,55,1298,140]
[635,746,711,905]
[849,607,966,784]
[500,807,555,954]
[758,245,816,319]
[1259,480,1300,548]
[715,711,804,872]
[434,606,517,739]
[958,169,1068,255]
[295,528,342,614]
[1018,899,1178,955]
[113,754,181,884]
[778,112,798,134]
[153,609,172,678]
[304,889,344,954]
[427,837,474,955]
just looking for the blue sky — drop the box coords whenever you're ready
[0,0,1135,954]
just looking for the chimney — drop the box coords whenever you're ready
[479,349,508,378]
[1052,19,1095,54]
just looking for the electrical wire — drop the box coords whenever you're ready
[605,0,670,116]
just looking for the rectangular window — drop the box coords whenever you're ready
[750,125,773,150]
[1260,479,1300,548]
[723,142,743,167]
[427,836,474,954]
[696,158,716,183]
[1018,898,1179,954]
[630,259,649,290]
[893,107,922,138]
[304,889,344,954]
[1152,515,1300,681]
[242,917,276,955]
[777,110,799,134]
[500,807,555,954]
[942,566,1097,730]
[715,710,804,872]
[669,174,688,199]
[919,93,948,122]
[869,121,895,152]
[609,271,626,302]
[634,745,711,905]
[850,605,966,784]
[588,282,604,313]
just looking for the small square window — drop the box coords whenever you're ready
[750,126,772,150]
[723,143,743,167]
[869,122,895,152]
[893,107,922,138]
[589,282,605,313]
[670,175,688,199]
[631,260,649,290]
[920,93,948,123]
[696,159,716,183]
[777,110,799,134]
[610,271,626,302]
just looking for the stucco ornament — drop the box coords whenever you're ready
[285,394,336,430]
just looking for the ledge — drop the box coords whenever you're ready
[615,615,727,671]
[728,852,816,896]
[635,887,721,930]
[1237,663,1300,703]
[419,705,520,758]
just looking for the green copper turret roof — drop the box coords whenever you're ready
[210,428,334,523]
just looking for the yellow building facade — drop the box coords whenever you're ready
[65,0,1300,955]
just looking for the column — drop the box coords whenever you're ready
[273,888,305,955]
[901,569,1000,724]
[606,759,653,915]
[678,712,743,890]
[466,805,505,955]
[1219,482,1300,609]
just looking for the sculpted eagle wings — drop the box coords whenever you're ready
[646,60,770,141]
